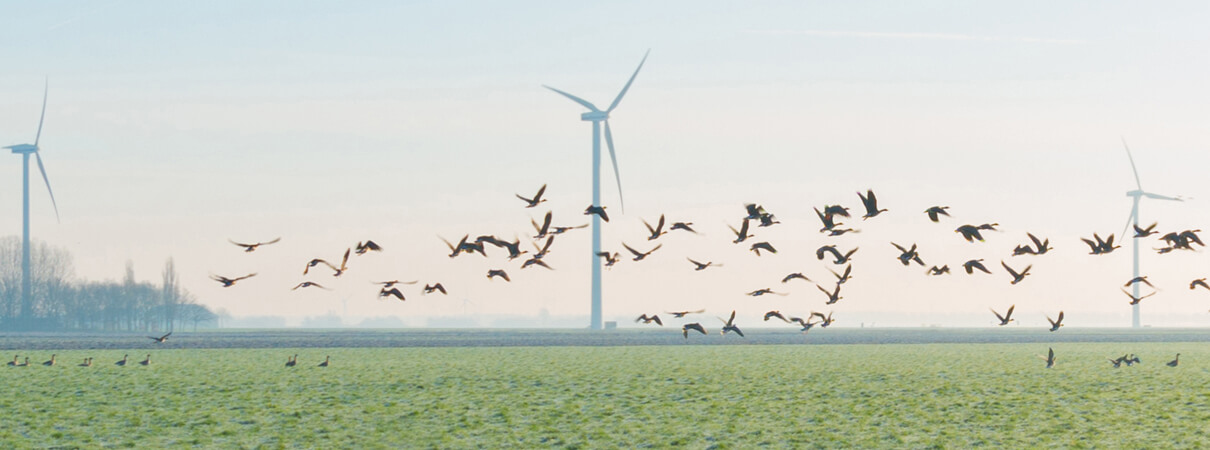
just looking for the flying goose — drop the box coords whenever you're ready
[1000,261,1031,285]
[532,211,553,239]
[486,269,511,282]
[749,242,777,256]
[1121,288,1155,305]
[516,184,548,208]
[635,314,663,326]
[814,206,842,233]
[763,311,790,323]
[1124,276,1154,288]
[292,281,330,290]
[210,273,256,287]
[1191,278,1209,290]
[747,288,787,297]
[422,283,447,295]
[687,258,720,271]
[643,214,668,240]
[667,309,705,318]
[1081,233,1120,255]
[1133,222,1159,238]
[229,237,281,252]
[816,245,858,265]
[781,272,811,283]
[597,251,620,268]
[1047,311,1064,332]
[924,206,950,222]
[622,242,662,262]
[926,265,950,276]
[955,225,985,243]
[728,218,753,244]
[719,310,744,337]
[810,311,836,328]
[816,284,843,305]
[521,257,553,270]
[891,242,924,266]
[379,287,405,301]
[991,305,1015,326]
[828,265,853,284]
[669,221,696,233]
[857,190,887,219]
[583,205,609,222]
[963,259,992,275]
[148,332,172,343]
[374,280,418,289]
[355,240,383,254]
[682,322,707,339]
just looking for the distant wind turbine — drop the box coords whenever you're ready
[4,79,61,323]
[544,50,649,330]
[1121,137,1182,328]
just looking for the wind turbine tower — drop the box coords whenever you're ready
[544,50,649,330]
[4,81,60,324]
[1121,138,1181,328]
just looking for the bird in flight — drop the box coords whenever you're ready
[857,189,887,219]
[963,259,992,275]
[486,269,511,282]
[814,206,843,233]
[892,242,925,267]
[423,283,447,295]
[816,283,843,305]
[355,240,383,255]
[954,225,985,243]
[374,280,417,289]
[682,322,706,339]
[1000,261,1031,285]
[379,288,405,301]
[584,205,609,222]
[781,272,811,283]
[148,332,172,343]
[1082,233,1120,255]
[924,206,950,222]
[291,281,330,290]
[991,305,1015,326]
[1124,276,1154,288]
[667,309,705,318]
[622,242,662,261]
[728,218,753,244]
[635,314,663,326]
[532,211,553,239]
[719,310,744,337]
[1191,278,1210,290]
[749,242,777,256]
[669,221,696,233]
[643,214,668,240]
[516,184,548,208]
[229,238,281,252]
[1038,347,1055,368]
[926,265,950,276]
[597,251,620,268]
[763,311,790,323]
[817,245,858,265]
[1121,288,1155,305]
[687,258,721,271]
[1133,222,1159,238]
[811,311,836,327]
[326,248,352,277]
[211,273,256,287]
[747,288,787,297]
[1046,311,1064,332]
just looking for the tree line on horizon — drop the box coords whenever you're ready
[0,236,218,331]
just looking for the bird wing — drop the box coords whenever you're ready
[1027,233,1043,250]
[990,308,1006,322]
[642,218,656,235]
[647,244,662,255]
[738,218,750,237]
[622,242,643,257]
[657,214,665,233]
[1000,261,1019,278]
[234,273,257,282]
[228,239,253,248]
[534,184,547,202]
[891,242,908,253]
[1005,305,1015,319]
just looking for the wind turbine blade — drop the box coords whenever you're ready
[1121,137,1143,191]
[34,152,61,223]
[1121,200,1137,239]
[34,78,48,147]
[603,120,625,213]
[542,85,601,112]
[1142,192,1183,202]
[606,49,650,113]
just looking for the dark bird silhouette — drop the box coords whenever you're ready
[757,213,779,227]
[643,214,668,240]
[374,280,418,289]
[516,184,548,208]
[857,189,887,219]
[828,265,853,284]
[991,305,1015,326]
[924,206,950,222]
[747,288,787,297]
[1039,348,1055,368]
[211,273,256,287]
[423,283,447,295]
[1001,261,1031,285]
[6,355,16,366]
[682,322,707,338]
[42,354,55,366]
[521,257,553,270]
[978,223,999,231]
[584,205,609,222]
[292,281,330,290]
[817,284,843,305]
[622,242,662,261]
[1191,278,1210,290]
[597,251,620,268]
[749,242,777,256]
[667,309,704,318]
[955,225,985,243]
[1121,288,1155,305]
[635,314,663,326]
[303,258,330,275]
[1167,354,1180,367]
[1028,233,1052,255]
[926,265,950,276]
[229,237,281,252]
[792,316,819,333]
[140,354,151,366]
[892,242,925,266]
[828,228,859,236]
[486,269,511,282]
[1047,311,1064,332]
[1133,222,1158,238]
[811,311,836,327]
[782,272,811,283]
[670,221,696,233]
[148,332,172,343]
[687,258,720,271]
[532,211,553,239]
[79,357,92,367]
[355,240,383,254]
[1124,276,1154,288]
[817,245,858,265]
[313,248,352,276]
[728,218,753,244]
[285,354,297,367]
[531,235,556,260]
[318,356,330,367]
[379,287,405,301]
[1108,356,1123,368]
[814,206,842,233]
[1082,233,1120,255]
[744,203,768,220]
[963,259,992,275]
[551,223,588,235]
[824,205,850,219]
[719,310,744,337]
[1161,230,1205,250]
[442,235,485,258]
[763,311,790,323]
[115,355,128,366]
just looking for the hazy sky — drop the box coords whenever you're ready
[2,1,1209,327]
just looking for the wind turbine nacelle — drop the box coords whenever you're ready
[1126,190,1144,197]
[581,111,609,121]
[5,144,37,154]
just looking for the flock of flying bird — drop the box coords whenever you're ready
[197,184,1203,368]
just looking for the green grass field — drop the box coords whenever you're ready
[1,341,1207,448]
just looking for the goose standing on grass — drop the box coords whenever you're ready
[140,354,151,366]
[43,354,56,366]
[286,355,297,367]
[79,358,92,367]
[1167,354,1180,367]
[6,355,17,366]
[17,357,29,367]
[115,355,128,366]
[318,356,330,367]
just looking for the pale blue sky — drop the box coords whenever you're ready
[2,1,1209,326]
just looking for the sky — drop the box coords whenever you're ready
[2,1,1209,328]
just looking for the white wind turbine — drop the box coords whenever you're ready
[4,80,61,324]
[544,50,649,330]
[1121,138,1182,328]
